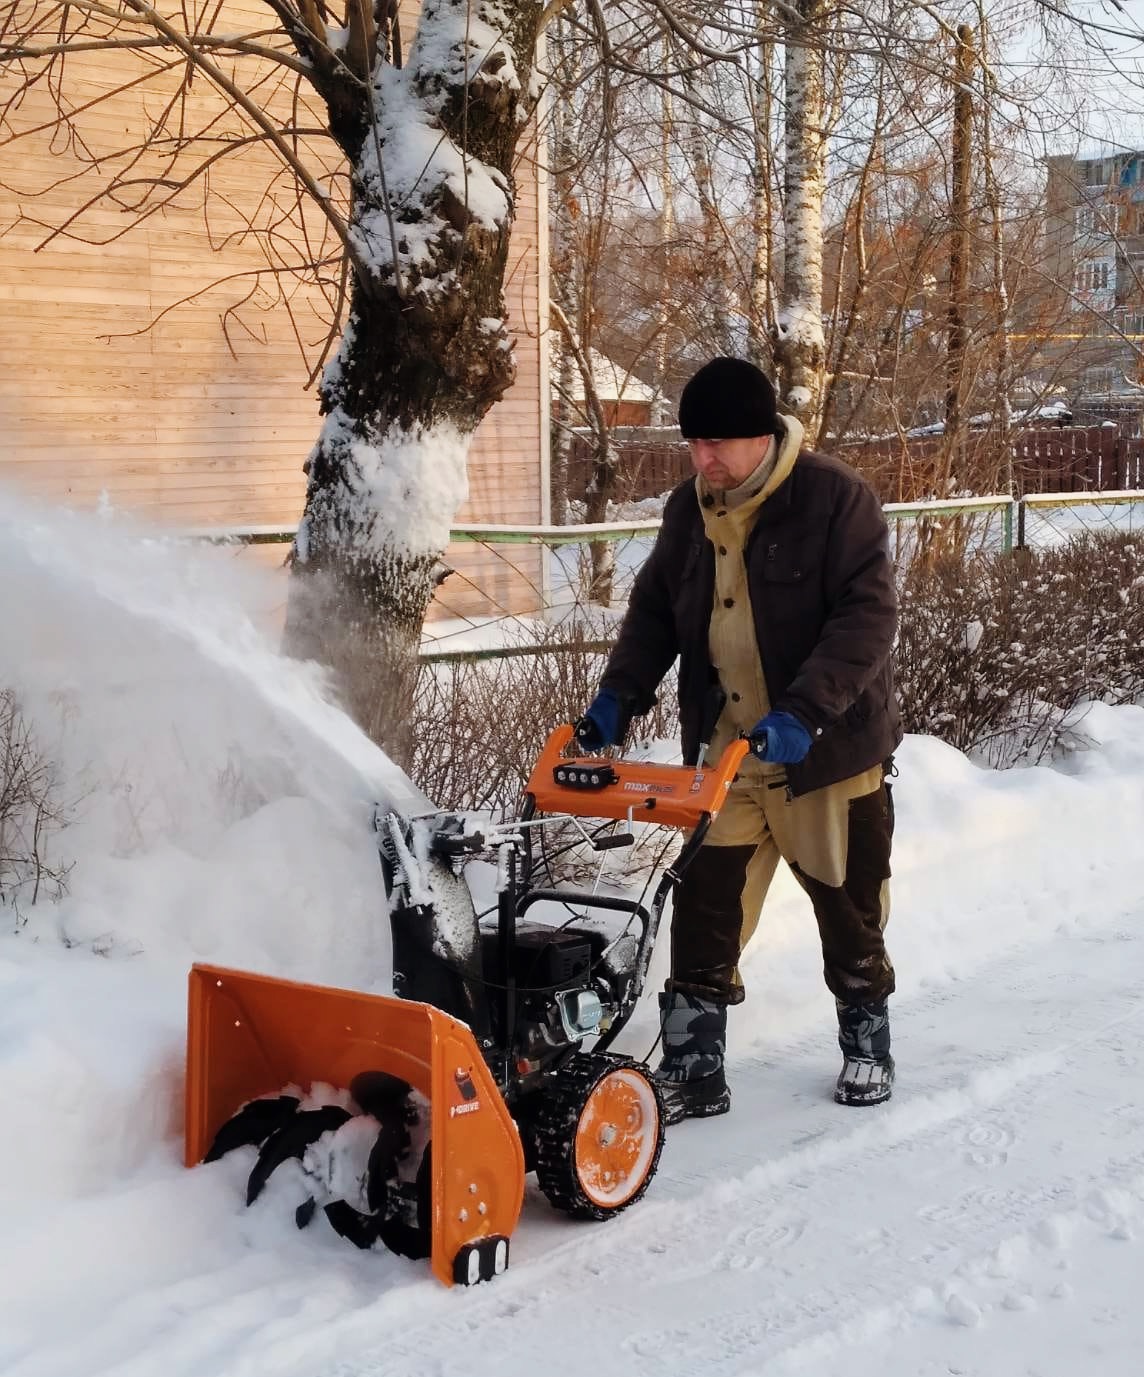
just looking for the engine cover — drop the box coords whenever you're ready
[480,922,592,992]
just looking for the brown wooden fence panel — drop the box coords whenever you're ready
[567,424,1144,506]
[568,434,690,503]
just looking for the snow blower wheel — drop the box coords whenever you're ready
[533,1053,666,1220]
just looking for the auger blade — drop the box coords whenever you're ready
[203,1095,301,1163]
[376,1146,433,1261]
[323,1201,383,1250]
[351,1072,414,1213]
[245,1105,351,1206]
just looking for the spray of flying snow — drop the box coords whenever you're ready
[0,487,429,981]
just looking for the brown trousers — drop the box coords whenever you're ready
[668,765,896,1007]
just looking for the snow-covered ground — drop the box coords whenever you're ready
[3,492,1144,1376]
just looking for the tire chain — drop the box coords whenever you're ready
[532,1051,666,1221]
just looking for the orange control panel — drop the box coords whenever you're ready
[524,725,749,830]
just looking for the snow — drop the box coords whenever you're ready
[774,301,825,351]
[301,405,470,560]
[569,349,658,405]
[349,2,520,291]
[6,493,1144,1375]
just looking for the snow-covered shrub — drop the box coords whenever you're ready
[897,533,1144,766]
[0,688,72,920]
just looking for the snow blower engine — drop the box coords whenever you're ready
[185,724,748,1286]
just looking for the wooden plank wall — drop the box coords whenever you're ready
[0,2,546,624]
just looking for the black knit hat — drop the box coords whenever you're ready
[677,357,778,439]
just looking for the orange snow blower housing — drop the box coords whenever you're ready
[186,725,748,1286]
[185,966,524,1288]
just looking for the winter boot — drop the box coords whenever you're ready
[653,990,732,1126]
[835,999,894,1106]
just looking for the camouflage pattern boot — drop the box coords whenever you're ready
[835,999,894,1106]
[653,990,731,1126]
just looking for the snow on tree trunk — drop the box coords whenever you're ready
[774,0,826,443]
[283,0,541,764]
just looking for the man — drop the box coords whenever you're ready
[575,356,901,1124]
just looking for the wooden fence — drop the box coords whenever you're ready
[568,426,1144,505]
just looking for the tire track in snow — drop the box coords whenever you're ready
[299,918,1144,1377]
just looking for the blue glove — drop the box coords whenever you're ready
[574,689,622,752]
[748,710,813,765]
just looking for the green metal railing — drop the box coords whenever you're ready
[190,496,1126,555]
[189,491,1144,661]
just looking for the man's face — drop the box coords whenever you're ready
[688,434,773,489]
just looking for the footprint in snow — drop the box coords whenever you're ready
[963,1118,1015,1167]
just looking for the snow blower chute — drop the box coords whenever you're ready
[187,724,748,1285]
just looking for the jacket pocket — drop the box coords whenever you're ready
[757,536,818,585]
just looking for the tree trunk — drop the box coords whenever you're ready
[774,0,827,442]
[819,69,884,444]
[747,5,775,372]
[978,8,1013,492]
[550,337,574,526]
[282,0,541,765]
[651,30,675,426]
[943,23,975,492]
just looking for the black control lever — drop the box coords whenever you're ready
[428,815,486,863]
[593,833,635,851]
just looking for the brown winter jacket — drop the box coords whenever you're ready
[600,432,902,797]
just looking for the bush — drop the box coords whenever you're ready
[897,532,1144,765]
[410,613,679,816]
[0,688,72,921]
[409,530,1144,801]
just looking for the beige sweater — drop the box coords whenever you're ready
[697,417,804,778]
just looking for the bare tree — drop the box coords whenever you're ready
[2,0,544,763]
[0,689,71,921]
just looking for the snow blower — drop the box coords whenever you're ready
[186,724,748,1286]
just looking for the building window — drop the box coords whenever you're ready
[1076,260,1112,292]
[1076,204,1096,234]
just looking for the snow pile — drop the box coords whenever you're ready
[0,489,420,983]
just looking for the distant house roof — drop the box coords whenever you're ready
[571,350,658,404]
[905,400,1075,437]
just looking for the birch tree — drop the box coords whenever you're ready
[773,0,827,441]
